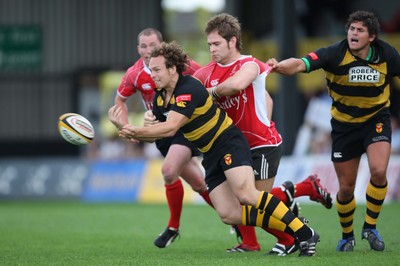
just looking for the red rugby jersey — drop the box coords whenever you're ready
[194,56,282,149]
[117,58,201,110]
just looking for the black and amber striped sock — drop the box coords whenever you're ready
[242,191,311,241]
[363,181,388,229]
[336,195,356,239]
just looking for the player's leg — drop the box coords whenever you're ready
[253,147,298,256]
[228,147,280,253]
[170,134,213,206]
[208,164,299,232]
[179,157,213,207]
[361,141,390,251]
[265,174,333,255]
[271,175,332,209]
[334,157,359,252]
[208,180,244,225]
[226,178,274,253]
[263,177,298,256]
[205,129,319,256]
[154,144,192,248]
[222,165,319,256]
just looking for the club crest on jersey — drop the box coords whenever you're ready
[376,122,383,133]
[176,94,191,108]
[224,154,232,165]
[142,83,152,90]
[211,79,219,86]
[348,66,380,83]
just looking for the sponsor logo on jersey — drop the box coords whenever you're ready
[224,154,232,165]
[176,94,191,108]
[308,52,318,60]
[215,93,247,111]
[176,94,191,102]
[376,122,383,133]
[142,83,152,90]
[333,152,342,158]
[348,67,380,83]
[372,136,389,142]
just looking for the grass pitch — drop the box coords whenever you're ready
[0,201,399,265]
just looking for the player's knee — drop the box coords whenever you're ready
[370,166,387,181]
[339,185,355,199]
[161,164,179,184]
[191,185,206,193]
[183,177,206,193]
[236,194,252,206]
[218,211,236,225]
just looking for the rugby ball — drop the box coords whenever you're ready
[58,113,95,145]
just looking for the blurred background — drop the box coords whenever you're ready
[1,0,400,203]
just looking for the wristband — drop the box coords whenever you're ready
[211,86,220,99]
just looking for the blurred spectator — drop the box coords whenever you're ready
[293,90,332,155]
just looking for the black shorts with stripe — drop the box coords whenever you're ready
[155,131,200,158]
[201,126,253,192]
[331,108,392,162]
[251,145,282,180]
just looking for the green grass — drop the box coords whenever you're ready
[0,201,399,266]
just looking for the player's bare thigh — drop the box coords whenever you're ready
[162,144,192,184]
[334,157,360,200]
[209,180,243,224]
[366,141,391,186]
[180,157,207,192]
[224,165,260,206]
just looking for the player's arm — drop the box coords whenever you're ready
[112,106,188,142]
[266,57,306,76]
[110,94,129,130]
[208,62,259,98]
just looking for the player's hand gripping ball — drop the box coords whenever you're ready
[58,113,95,145]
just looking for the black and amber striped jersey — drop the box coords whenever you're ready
[152,74,233,153]
[302,39,400,124]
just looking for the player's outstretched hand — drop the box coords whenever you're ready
[108,105,124,130]
[266,58,278,71]
[143,110,159,127]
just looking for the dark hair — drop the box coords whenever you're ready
[150,42,189,74]
[345,11,380,37]
[137,28,163,44]
[205,13,242,51]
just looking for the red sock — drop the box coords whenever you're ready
[264,227,295,246]
[199,190,214,208]
[237,225,259,247]
[165,179,184,229]
[271,187,288,204]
